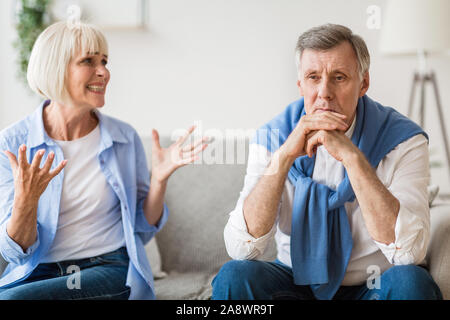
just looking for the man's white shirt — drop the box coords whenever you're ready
[224,116,430,286]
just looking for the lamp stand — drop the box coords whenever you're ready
[407,70,450,185]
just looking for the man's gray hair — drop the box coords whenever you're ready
[295,24,370,79]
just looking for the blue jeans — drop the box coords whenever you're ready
[0,247,130,300]
[211,259,443,300]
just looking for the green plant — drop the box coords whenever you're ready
[13,0,51,84]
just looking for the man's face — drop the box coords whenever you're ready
[297,41,369,126]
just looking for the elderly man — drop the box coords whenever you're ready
[211,24,442,300]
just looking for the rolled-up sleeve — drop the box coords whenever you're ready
[373,134,430,265]
[0,221,40,265]
[132,132,169,245]
[224,143,279,260]
[135,201,169,235]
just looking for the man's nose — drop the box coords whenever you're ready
[318,79,333,100]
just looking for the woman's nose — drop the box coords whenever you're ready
[96,65,108,78]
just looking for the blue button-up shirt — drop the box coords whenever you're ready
[0,100,168,299]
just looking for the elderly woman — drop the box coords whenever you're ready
[0,21,207,299]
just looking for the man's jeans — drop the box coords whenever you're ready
[0,247,130,300]
[212,259,443,300]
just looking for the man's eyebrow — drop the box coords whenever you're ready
[331,69,349,74]
[303,69,318,75]
[303,68,350,75]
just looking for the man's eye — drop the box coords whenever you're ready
[336,76,345,81]
[308,75,318,80]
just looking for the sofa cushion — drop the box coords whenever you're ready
[145,238,167,279]
[154,271,215,300]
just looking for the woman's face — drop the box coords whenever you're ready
[65,50,110,109]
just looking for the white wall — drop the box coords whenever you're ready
[1,0,449,192]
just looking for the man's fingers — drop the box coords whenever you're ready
[324,113,349,129]
[330,111,347,119]
[305,131,321,158]
[48,159,67,179]
[302,121,341,135]
[3,150,18,171]
[303,117,348,132]
[316,113,348,128]
[305,112,349,128]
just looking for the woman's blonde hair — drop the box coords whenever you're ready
[27,20,108,103]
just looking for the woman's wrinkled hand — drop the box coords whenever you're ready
[150,125,208,183]
[4,145,67,206]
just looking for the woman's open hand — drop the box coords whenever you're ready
[3,145,67,251]
[150,125,208,183]
[4,145,67,205]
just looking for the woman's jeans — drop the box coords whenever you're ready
[212,259,443,300]
[0,247,130,300]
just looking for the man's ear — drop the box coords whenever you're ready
[359,71,370,97]
[297,79,304,96]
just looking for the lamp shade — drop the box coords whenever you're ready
[379,0,450,55]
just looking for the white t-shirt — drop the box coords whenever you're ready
[40,125,125,263]
[224,117,430,286]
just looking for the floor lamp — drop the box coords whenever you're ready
[380,0,450,183]
[408,68,450,179]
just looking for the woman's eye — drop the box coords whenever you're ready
[102,59,108,65]
[82,58,92,64]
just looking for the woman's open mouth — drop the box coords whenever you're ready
[86,83,106,94]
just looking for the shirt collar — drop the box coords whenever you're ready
[26,100,129,150]
[26,100,54,149]
[94,109,129,147]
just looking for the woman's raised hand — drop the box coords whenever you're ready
[4,145,67,204]
[150,125,208,183]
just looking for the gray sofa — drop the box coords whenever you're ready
[150,136,450,300]
[0,136,449,300]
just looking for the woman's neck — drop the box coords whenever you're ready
[43,100,99,141]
